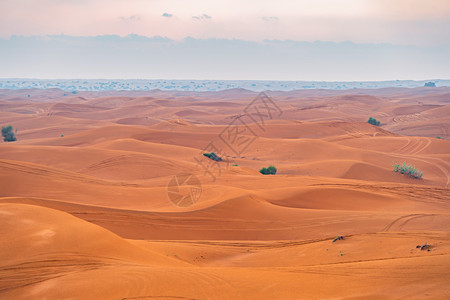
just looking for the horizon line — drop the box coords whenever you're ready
[2,34,449,48]
[1,78,448,83]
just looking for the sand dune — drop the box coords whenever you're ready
[1,201,449,299]
[1,87,450,299]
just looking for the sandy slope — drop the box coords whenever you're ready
[1,202,449,299]
[1,87,449,299]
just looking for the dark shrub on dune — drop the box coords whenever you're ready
[203,152,222,161]
[368,117,380,126]
[2,125,17,142]
[260,165,277,175]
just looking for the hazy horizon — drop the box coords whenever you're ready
[2,78,449,92]
[1,35,449,81]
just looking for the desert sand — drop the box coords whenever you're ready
[0,87,449,299]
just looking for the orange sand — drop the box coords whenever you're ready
[0,87,449,299]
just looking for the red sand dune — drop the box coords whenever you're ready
[1,87,449,299]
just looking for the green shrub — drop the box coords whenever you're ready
[1,125,17,142]
[203,152,222,161]
[393,162,423,179]
[260,165,277,175]
[368,117,380,126]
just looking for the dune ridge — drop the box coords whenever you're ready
[1,88,449,299]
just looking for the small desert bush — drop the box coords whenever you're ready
[260,165,277,175]
[393,162,423,179]
[368,117,380,126]
[203,152,222,161]
[1,125,17,142]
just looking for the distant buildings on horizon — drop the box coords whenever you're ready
[0,79,447,92]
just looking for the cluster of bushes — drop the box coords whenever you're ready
[1,125,17,142]
[260,165,277,175]
[393,162,423,179]
[368,117,380,126]
[203,152,222,161]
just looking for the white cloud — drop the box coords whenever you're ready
[120,15,140,22]
[192,14,212,20]
[262,16,278,22]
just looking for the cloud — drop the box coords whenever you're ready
[262,16,279,22]
[120,15,140,22]
[0,0,449,46]
[192,14,212,20]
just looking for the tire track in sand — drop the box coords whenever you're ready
[382,214,438,232]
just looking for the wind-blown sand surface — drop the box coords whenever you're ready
[0,87,449,299]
